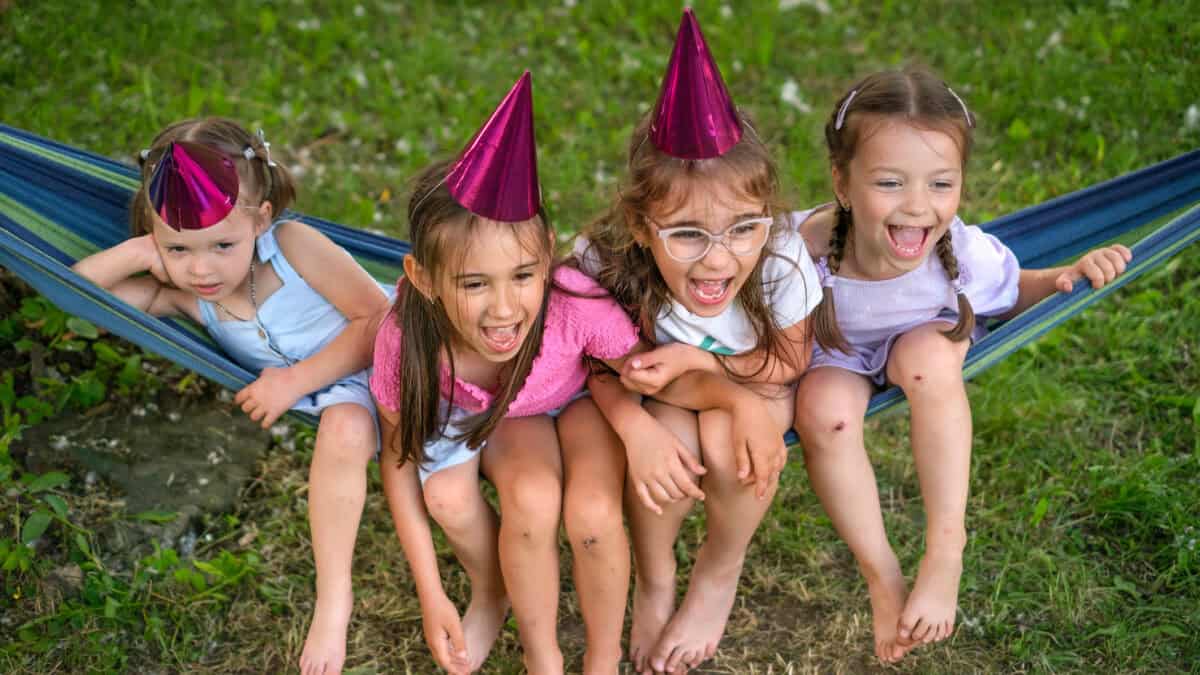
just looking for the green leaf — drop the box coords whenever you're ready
[133,510,178,523]
[1007,118,1032,142]
[28,471,70,493]
[21,509,53,544]
[66,317,99,340]
[43,494,69,518]
[1029,496,1050,526]
[75,533,91,555]
[104,595,119,619]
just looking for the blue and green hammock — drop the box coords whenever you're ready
[2,124,1199,435]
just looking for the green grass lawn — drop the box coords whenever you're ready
[2,1,1199,672]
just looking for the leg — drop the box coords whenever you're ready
[650,385,794,673]
[794,368,908,662]
[558,397,629,675]
[301,403,377,675]
[481,415,565,675]
[626,401,701,674]
[886,324,972,648]
[423,455,509,672]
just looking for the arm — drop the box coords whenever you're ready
[235,221,392,426]
[71,235,191,318]
[377,405,470,674]
[996,244,1132,320]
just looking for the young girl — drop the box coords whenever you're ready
[369,72,644,675]
[791,66,1132,663]
[71,117,393,675]
[575,10,822,674]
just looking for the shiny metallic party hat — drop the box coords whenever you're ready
[148,141,240,230]
[648,8,742,159]
[446,71,540,222]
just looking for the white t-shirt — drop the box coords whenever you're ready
[574,216,822,355]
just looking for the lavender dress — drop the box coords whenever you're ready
[802,209,1021,385]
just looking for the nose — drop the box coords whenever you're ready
[187,254,211,278]
[699,236,734,269]
[901,185,931,216]
[490,284,518,321]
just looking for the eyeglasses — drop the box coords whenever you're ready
[652,216,773,263]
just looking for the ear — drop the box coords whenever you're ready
[402,254,435,300]
[831,166,849,210]
[254,200,274,235]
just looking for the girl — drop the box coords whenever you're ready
[71,117,393,675]
[370,72,645,675]
[575,10,822,674]
[791,66,1132,663]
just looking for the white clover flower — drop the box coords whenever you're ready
[780,79,812,113]
[1185,104,1199,130]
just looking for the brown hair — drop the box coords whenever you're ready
[577,109,804,381]
[813,66,976,354]
[131,117,297,235]
[392,160,555,467]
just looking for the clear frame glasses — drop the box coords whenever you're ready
[652,215,773,263]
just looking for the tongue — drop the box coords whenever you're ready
[891,226,925,247]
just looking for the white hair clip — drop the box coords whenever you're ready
[255,129,277,167]
[946,86,975,127]
[834,89,859,130]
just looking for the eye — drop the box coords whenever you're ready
[216,241,236,250]
[932,179,957,191]
[461,279,486,291]
[730,221,763,237]
[875,179,902,189]
[514,270,536,282]
[165,245,186,254]
[667,229,707,241]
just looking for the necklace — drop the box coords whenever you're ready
[213,258,258,327]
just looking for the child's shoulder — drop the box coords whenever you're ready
[789,205,835,259]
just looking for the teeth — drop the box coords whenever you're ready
[482,324,518,341]
[692,279,728,300]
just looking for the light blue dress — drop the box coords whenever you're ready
[197,223,385,420]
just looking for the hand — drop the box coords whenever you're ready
[421,592,470,674]
[1056,244,1132,292]
[623,411,706,515]
[621,343,710,396]
[130,234,171,285]
[730,395,786,500]
[234,367,304,429]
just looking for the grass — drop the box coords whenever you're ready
[1,0,1199,672]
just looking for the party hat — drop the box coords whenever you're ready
[648,8,742,159]
[148,141,240,230]
[446,71,540,222]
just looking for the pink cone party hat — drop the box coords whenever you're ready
[648,8,742,160]
[446,71,540,222]
[148,141,240,231]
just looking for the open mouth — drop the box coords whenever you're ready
[887,225,933,259]
[480,322,522,354]
[688,277,733,307]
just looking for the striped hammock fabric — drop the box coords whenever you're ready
[2,125,1199,435]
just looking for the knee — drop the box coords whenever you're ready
[315,405,376,464]
[500,471,561,532]
[563,488,624,550]
[887,335,964,393]
[423,476,477,534]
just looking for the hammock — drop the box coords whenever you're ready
[2,125,1199,436]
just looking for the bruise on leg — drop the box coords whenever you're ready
[833,421,846,432]
[582,536,598,551]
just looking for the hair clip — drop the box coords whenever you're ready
[834,89,859,130]
[138,148,151,166]
[946,86,974,127]
[255,129,277,167]
[817,257,835,288]
[951,276,967,296]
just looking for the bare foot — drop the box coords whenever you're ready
[648,562,740,674]
[897,551,963,647]
[865,564,910,663]
[522,648,565,675]
[299,588,352,675]
[629,575,676,673]
[462,589,509,672]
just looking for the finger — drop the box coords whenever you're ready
[1055,269,1079,293]
[671,465,705,501]
[233,386,249,404]
[636,482,663,515]
[675,446,706,476]
[734,441,751,480]
[1113,243,1133,262]
[1092,255,1118,285]
[1102,248,1128,276]
[650,481,675,504]
[659,476,686,502]
[240,398,256,415]
[445,618,468,664]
